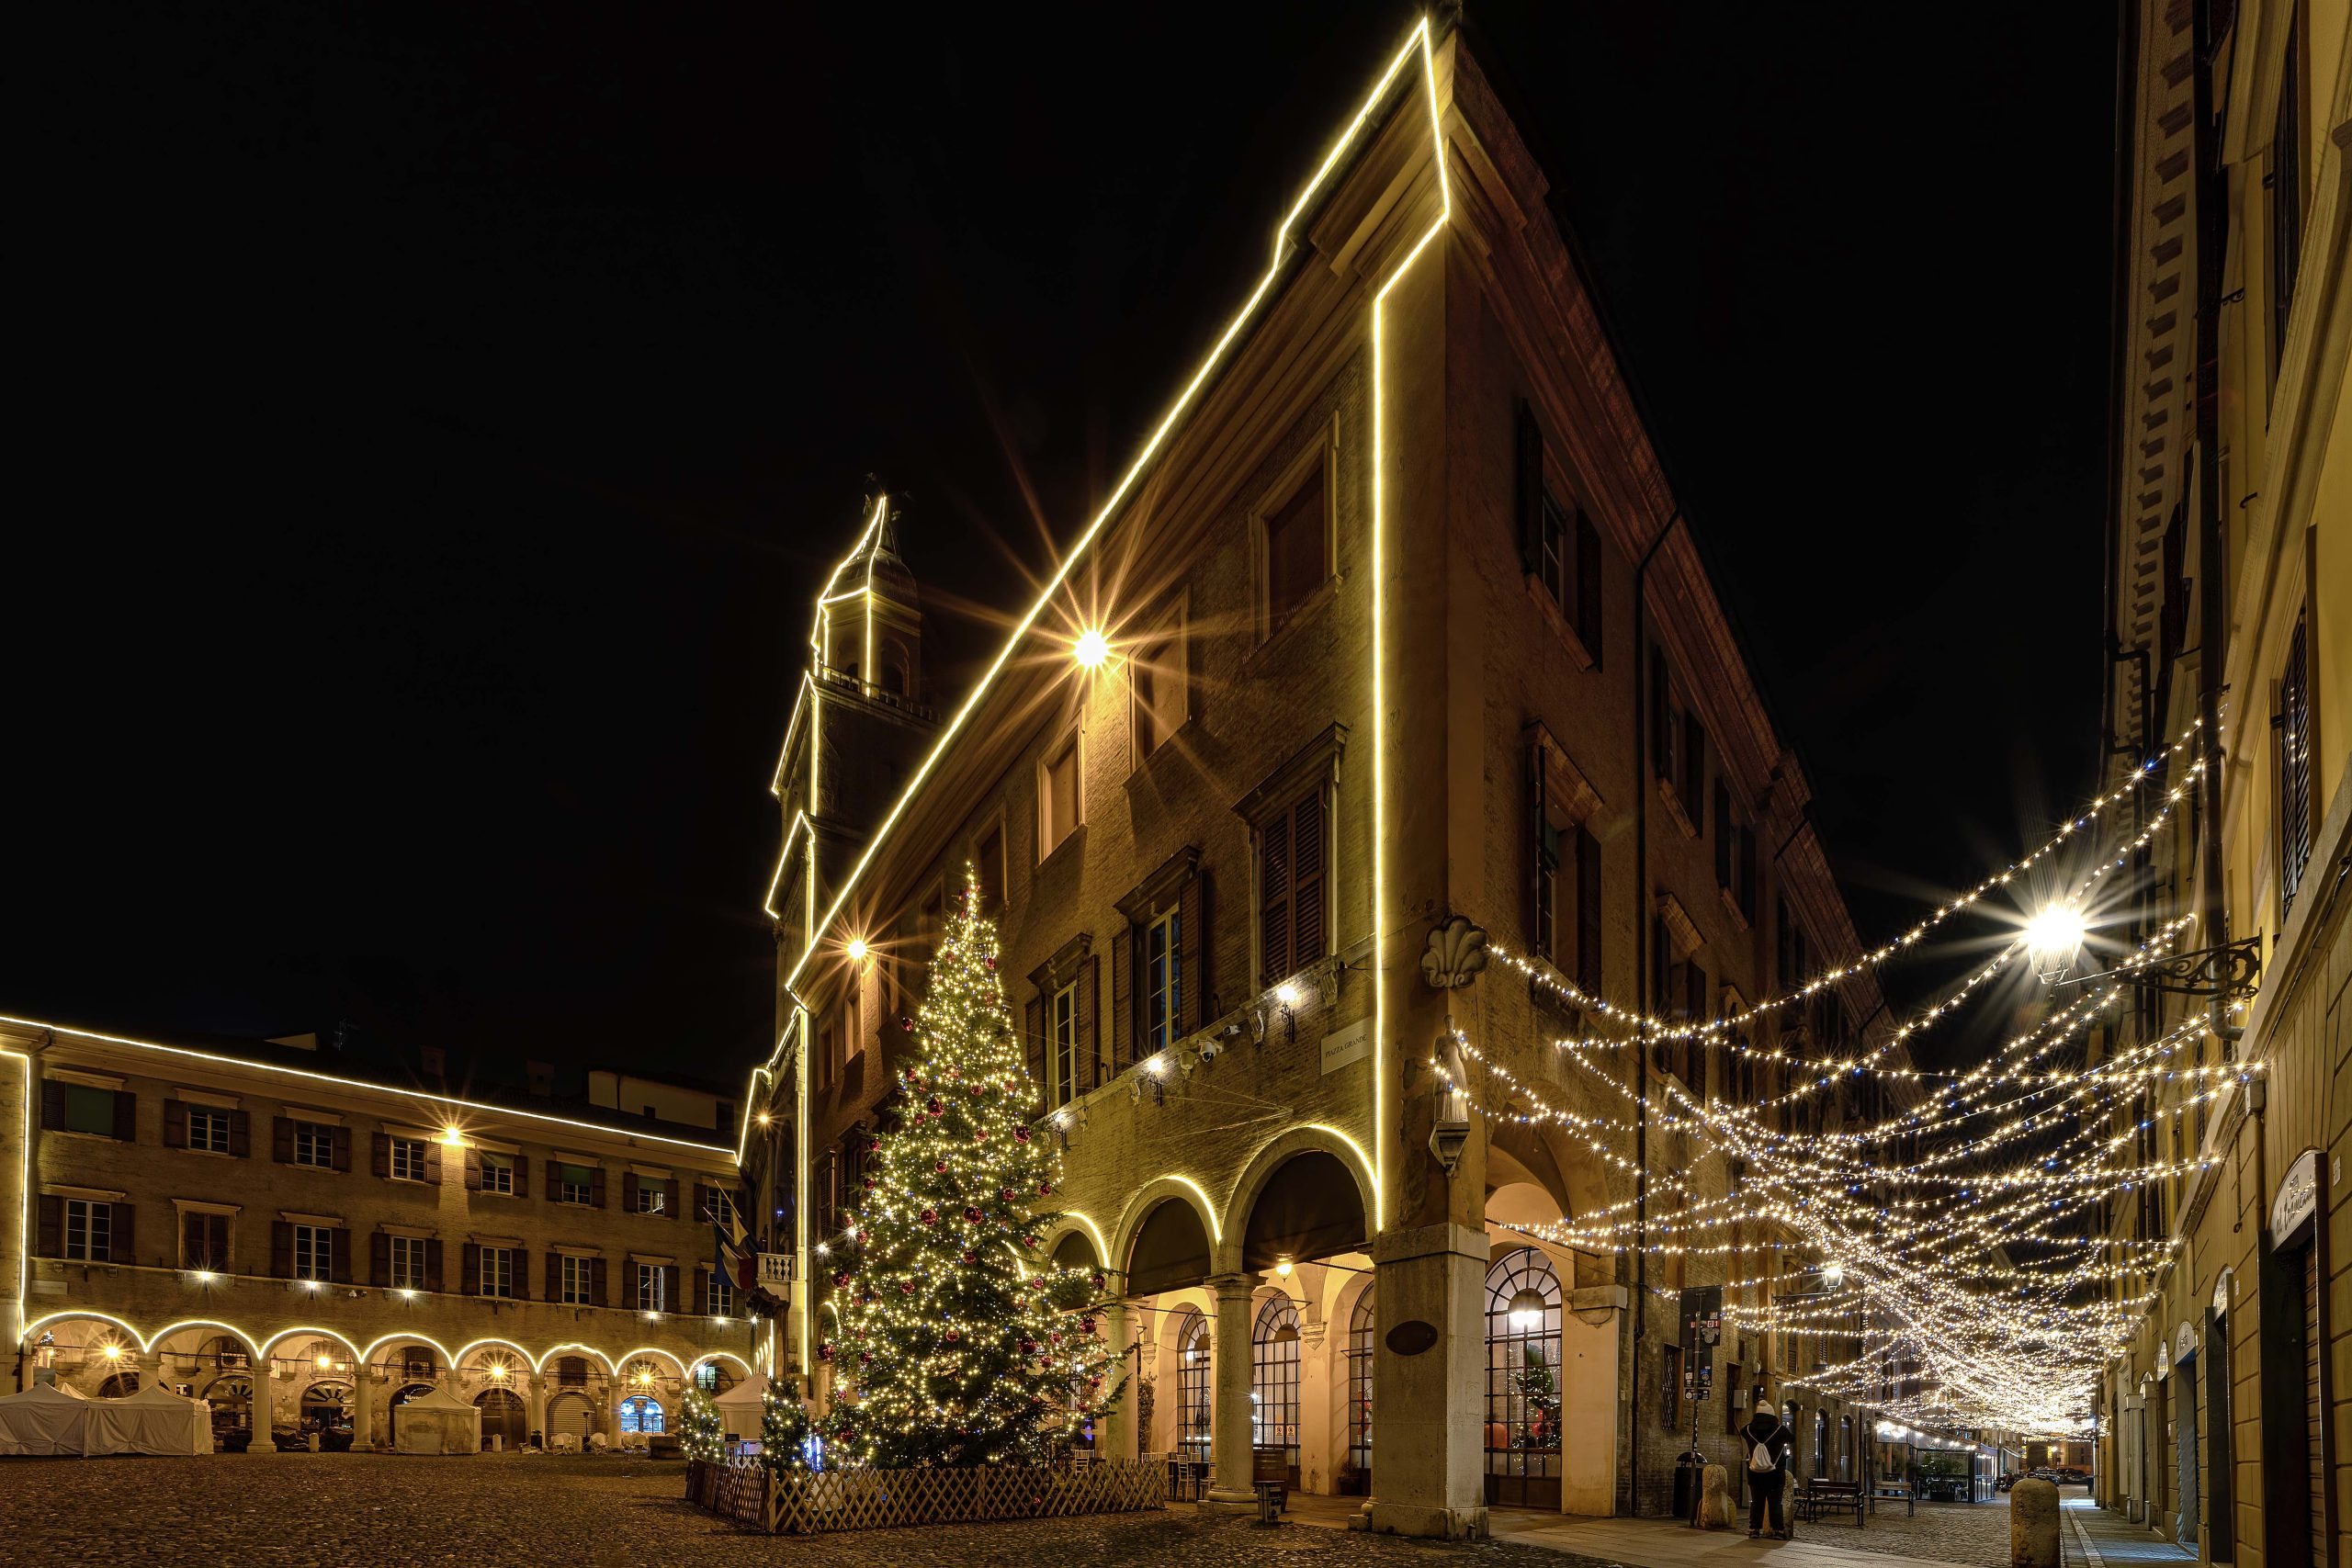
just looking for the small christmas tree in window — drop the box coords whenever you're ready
[820,866,1120,1466]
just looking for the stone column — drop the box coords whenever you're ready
[1203,1272,1261,1512]
[137,1351,164,1393]
[352,1371,375,1450]
[1364,1222,1490,1539]
[527,1373,548,1448]
[1297,1314,1332,1495]
[1099,1293,1138,1462]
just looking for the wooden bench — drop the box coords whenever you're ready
[1796,1478,1865,1526]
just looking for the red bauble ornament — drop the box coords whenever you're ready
[1019,1338,1036,1355]
[899,1280,915,1293]
[898,1015,913,1032]
[1023,1235,1038,1248]
[960,1251,977,1264]
[1013,1126,1030,1143]
[999,1188,1016,1202]
[862,1177,876,1190]
[817,1341,833,1360]
[1037,1181,1052,1196]
[925,1098,944,1117]
[973,1130,988,1143]
[944,1329,960,1343]
[832,1270,850,1287]
[1080,1317,1096,1335]
[1050,1332,1063,1346]
[869,1139,882,1154]
[964,1206,983,1224]
[921,1208,938,1225]
[934,1160,948,1174]
[1090,1273,1106,1291]
[858,1351,872,1365]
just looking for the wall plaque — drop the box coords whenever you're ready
[1385,1320,1439,1357]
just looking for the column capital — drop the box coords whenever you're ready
[1204,1271,1261,1300]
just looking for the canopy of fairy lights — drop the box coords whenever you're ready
[1440,718,2245,1438]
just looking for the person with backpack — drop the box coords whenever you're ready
[1741,1396,1795,1540]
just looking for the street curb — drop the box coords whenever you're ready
[2067,1508,2106,1568]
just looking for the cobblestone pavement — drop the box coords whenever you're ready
[1801,1495,2025,1568]
[0,1452,1611,1566]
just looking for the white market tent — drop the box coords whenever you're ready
[0,1382,95,1456]
[86,1380,212,1457]
[391,1383,481,1455]
[712,1373,767,1441]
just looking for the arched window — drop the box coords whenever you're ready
[1485,1247,1563,1507]
[96,1372,140,1400]
[693,1362,719,1393]
[300,1381,353,1435]
[555,1355,591,1389]
[618,1395,665,1434]
[1251,1296,1300,1480]
[1175,1308,1212,1461]
[199,1335,249,1371]
[1346,1285,1376,1481]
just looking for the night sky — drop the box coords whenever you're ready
[9,4,2116,1082]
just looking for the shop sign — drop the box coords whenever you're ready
[2270,1147,2321,1249]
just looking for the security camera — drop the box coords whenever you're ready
[1197,1039,1219,1065]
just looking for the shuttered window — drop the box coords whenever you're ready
[1145,908,1182,1055]
[389,1235,426,1291]
[1049,981,1079,1110]
[1259,788,1327,987]
[1263,461,1328,638]
[65,1199,112,1261]
[2277,610,2312,914]
[1040,729,1081,858]
[183,1211,228,1270]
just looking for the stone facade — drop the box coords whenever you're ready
[742,17,1911,1535]
[1,1019,753,1451]
[2090,4,2349,1566]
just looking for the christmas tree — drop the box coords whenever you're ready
[760,1384,817,1473]
[818,866,1119,1467]
[679,1386,725,1463]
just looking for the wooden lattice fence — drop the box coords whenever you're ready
[685,1457,1165,1535]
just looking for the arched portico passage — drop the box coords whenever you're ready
[1050,1229,1102,1275]
[1125,1196,1215,1298]
[1238,1150,1367,1274]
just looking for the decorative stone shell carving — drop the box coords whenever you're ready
[1420,917,1488,989]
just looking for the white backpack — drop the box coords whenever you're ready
[1747,1430,1777,1473]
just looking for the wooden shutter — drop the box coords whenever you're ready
[1651,649,1674,776]
[623,1171,639,1213]
[334,1125,353,1171]
[331,1227,353,1284]
[230,1110,251,1157]
[110,1203,133,1263]
[512,1156,529,1200]
[424,1140,442,1184]
[272,1116,293,1164]
[1714,781,1732,886]
[425,1238,445,1293]
[370,1231,390,1288]
[544,1252,561,1302]
[1024,997,1045,1098]
[592,1256,609,1307]
[164,1099,188,1149]
[271,1221,293,1279]
[1291,793,1326,971]
[546,1159,561,1199]
[1683,714,1705,808]
[695,1184,712,1224]
[1080,953,1101,1089]
[1260,807,1293,986]
[112,1091,135,1142]
[1179,872,1206,1033]
[36,1195,62,1256]
[664,1177,681,1215]
[511,1247,531,1302]
[1577,825,1604,997]
[1514,399,1544,573]
[1111,924,1131,1070]
[39,1080,65,1130]
[1739,828,1758,919]
[663,1264,681,1311]
[1575,510,1602,659]
[371,1133,391,1179]
[461,1242,481,1296]
[465,1150,483,1192]
[183,1211,202,1269]
[591,1165,606,1209]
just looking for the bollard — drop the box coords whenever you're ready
[2009,1478,2060,1568]
[1700,1464,1733,1529]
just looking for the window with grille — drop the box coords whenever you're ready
[1252,1297,1300,1472]
[1257,787,1328,987]
[1144,908,1182,1055]
[619,1395,665,1434]
[389,1235,425,1291]
[183,1212,228,1270]
[1347,1287,1375,1475]
[187,1106,231,1154]
[1485,1248,1563,1494]
[292,1224,332,1281]
[389,1137,427,1182]
[1177,1309,1212,1461]
[65,1198,112,1261]
[1049,981,1079,1110]
[2278,610,2313,915]
[480,1247,515,1299]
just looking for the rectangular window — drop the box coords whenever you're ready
[389,1136,428,1182]
[480,1246,515,1299]
[560,1255,595,1305]
[1537,491,1566,610]
[1574,825,1603,998]
[1040,730,1081,858]
[1049,981,1079,1110]
[707,1271,736,1318]
[2277,610,2312,915]
[389,1235,426,1291]
[977,825,1005,916]
[1262,458,1329,638]
[1682,713,1706,818]
[292,1224,333,1281]
[64,1199,112,1261]
[2271,26,2302,388]
[1145,908,1182,1055]
[634,1182,667,1216]
[479,1152,514,1195]
[558,1164,594,1206]
[183,1211,229,1270]
[187,1106,231,1154]
[1132,608,1186,761]
[1257,787,1328,987]
[292,1121,335,1169]
[63,1085,116,1137]
[637,1262,667,1314]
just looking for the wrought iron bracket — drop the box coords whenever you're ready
[2054,936,2262,1000]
